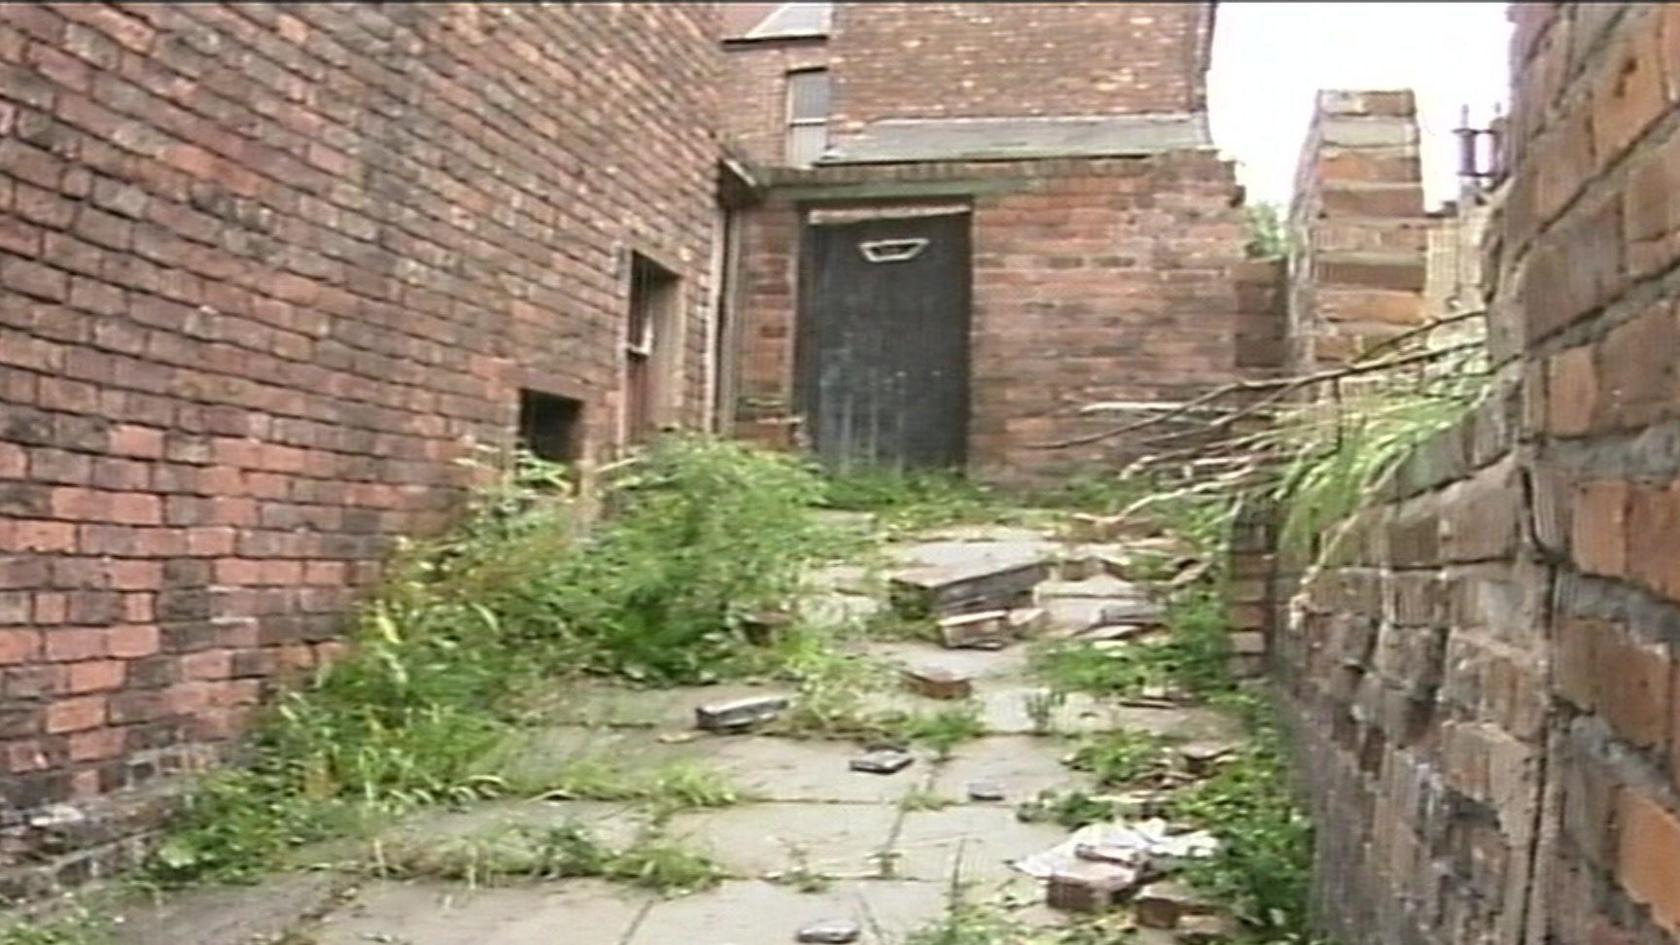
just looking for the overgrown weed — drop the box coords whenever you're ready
[821,470,1008,535]
[373,819,722,895]
[1065,730,1171,787]
[1029,582,1233,701]
[0,901,111,945]
[144,437,843,885]
[1168,692,1312,939]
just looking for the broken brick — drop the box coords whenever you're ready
[937,610,1013,649]
[902,664,974,700]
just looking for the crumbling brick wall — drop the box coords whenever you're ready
[1287,90,1431,371]
[0,2,720,890]
[732,153,1261,482]
[1276,4,1680,943]
[827,3,1215,135]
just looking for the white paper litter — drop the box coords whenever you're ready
[1011,818,1219,879]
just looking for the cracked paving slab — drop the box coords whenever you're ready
[687,735,941,804]
[308,879,653,945]
[625,879,948,945]
[663,802,902,879]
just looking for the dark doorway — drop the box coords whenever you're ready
[795,210,972,472]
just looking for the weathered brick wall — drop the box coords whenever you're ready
[1277,4,1680,943]
[827,3,1214,135]
[1287,90,1431,371]
[1277,380,1535,945]
[732,153,1258,482]
[1513,3,1680,941]
[721,36,829,168]
[0,2,720,889]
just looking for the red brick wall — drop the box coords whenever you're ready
[1514,4,1680,942]
[722,38,830,168]
[1276,4,1680,943]
[828,2,1214,134]
[1286,90,1430,371]
[0,2,720,885]
[732,153,1255,481]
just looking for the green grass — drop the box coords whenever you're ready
[1065,730,1171,787]
[1014,789,1117,830]
[1168,694,1313,939]
[373,820,722,896]
[1029,583,1233,700]
[893,703,986,759]
[0,904,110,945]
[820,470,1010,534]
[142,437,851,886]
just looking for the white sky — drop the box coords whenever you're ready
[1206,2,1513,210]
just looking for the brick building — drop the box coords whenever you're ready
[0,2,724,889]
[0,0,1285,889]
[721,2,1275,481]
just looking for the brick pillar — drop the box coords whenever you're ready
[1287,90,1431,370]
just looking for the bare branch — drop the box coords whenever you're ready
[1031,342,1483,451]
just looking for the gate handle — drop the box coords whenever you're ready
[858,238,928,263]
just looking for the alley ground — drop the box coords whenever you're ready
[97,516,1254,945]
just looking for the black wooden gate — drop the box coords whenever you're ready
[795,211,972,472]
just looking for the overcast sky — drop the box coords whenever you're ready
[1206,2,1513,210]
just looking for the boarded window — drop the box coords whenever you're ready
[786,69,830,166]
[626,253,681,445]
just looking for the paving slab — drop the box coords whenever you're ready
[868,640,1033,681]
[697,736,938,803]
[112,872,345,945]
[974,686,1239,740]
[885,538,1056,572]
[311,879,650,945]
[891,805,1068,886]
[664,802,901,879]
[928,736,1092,803]
[373,798,649,853]
[1035,575,1145,599]
[542,683,796,729]
[802,591,887,627]
[1040,596,1165,635]
[626,879,948,945]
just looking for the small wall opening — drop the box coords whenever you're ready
[626,253,682,445]
[517,389,585,463]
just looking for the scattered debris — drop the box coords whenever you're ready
[795,919,862,944]
[902,664,974,700]
[1166,558,1213,589]
[1056,556,1101,581]
[891,559,1048,618]
[1177,742,1237,776]
[1013,819,1218,882]
[1007,606,1050,638]
[657,731,702,744]
[1091,790,1170,819]
[742,609,796,645]
[936,610,1013,649]
[1082,623,1161,643]
[966,780,1006,802]
[1046,860,1140,913]
[849,749,915,775]
[1176,913,1243,943]
[1134,881,1220,930]
[1065,513,1127,543]
[1095,599,1166,625]
[696,695,790,732]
